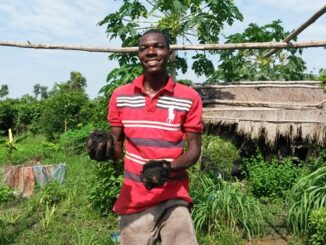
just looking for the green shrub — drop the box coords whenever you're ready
[190,169,264,240]
[309,207,326,245]
[246,154,300,199]
[88,162,123,216]
[0,184,15,204]
[39,91,91,140]
[58,124,96,154]
[200,135,239,179]
[287,166,326,236]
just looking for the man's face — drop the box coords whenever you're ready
[138,32,171,75]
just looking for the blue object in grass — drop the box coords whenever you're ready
[111,231,120,243]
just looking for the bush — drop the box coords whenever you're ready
[39,92,91,140]
[88,162,123,216]
[58,124,96,154]
[287,166,326,236]
[246,154,300,199]
[0,184,15,204]
[200,135,239,179]
[309,207,326,245]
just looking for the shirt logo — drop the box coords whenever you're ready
[166,106,175,123]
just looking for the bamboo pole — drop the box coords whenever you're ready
[202,99,326,109]
[264,4,326,57]
[0,40,325,53]
[203,116,325,124]
[194,84,323,89]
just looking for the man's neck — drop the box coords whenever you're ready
[143,72,169,94]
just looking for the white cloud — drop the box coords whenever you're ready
[257,0,325,13]
[0,0,116,44]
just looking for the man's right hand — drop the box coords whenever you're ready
[86,130,114,161]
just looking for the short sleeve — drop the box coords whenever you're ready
[107,91,123,127]
[182,94,203,133]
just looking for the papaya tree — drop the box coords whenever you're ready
[98,0,243,97]
[207,20,311,83]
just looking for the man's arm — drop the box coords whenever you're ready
[111,126,125,161]
[171,132,201,170]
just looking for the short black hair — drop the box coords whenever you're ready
[140,29,171,49]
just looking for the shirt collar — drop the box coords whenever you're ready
[133,74,175,94]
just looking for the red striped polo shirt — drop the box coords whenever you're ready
[108,75,203,214]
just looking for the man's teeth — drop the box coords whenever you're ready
[148,60,159,65]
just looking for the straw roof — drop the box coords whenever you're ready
[193,81,326,147]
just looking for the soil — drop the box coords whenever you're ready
[246,235,291,245]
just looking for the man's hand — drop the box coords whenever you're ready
[140,160,171,190]
[86,131,114,161]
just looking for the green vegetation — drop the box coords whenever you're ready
[0,184,15,204]
[245,153,300,199]
[191,170,264,241]
[1,127,325,244]
[309,207,326,245]
[287,166,326,237]
[201,135,239,179]
[0,135,118,244]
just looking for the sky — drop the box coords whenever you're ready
[0,0,325,99]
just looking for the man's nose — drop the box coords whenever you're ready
[146,46,157,55]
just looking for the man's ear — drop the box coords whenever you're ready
[168,49,173,58]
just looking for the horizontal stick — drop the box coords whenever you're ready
[194,84,323,89]
[0,40,325,53]
[203,116,325,124]
[203,99,326,109]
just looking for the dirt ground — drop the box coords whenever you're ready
[246,235,291,245]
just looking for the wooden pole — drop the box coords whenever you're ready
[264,4,326,57]
[0,40,325,53]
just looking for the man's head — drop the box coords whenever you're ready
[138,29,172,75]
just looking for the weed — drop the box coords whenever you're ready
[190,169,264,240]
[41,204,57,229]
[287,166,326,236]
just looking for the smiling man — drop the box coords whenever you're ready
[106,29,202,245]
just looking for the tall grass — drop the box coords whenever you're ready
[287,166,326,236]
[190,169,264,240]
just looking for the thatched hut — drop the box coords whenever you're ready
[194,81,326,160]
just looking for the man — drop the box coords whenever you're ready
[89,29,202,244]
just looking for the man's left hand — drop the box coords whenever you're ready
[140,160,171,190]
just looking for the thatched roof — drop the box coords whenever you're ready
[194,81,326,147]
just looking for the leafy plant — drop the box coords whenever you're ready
[98,0,243,91]
[287,166,326,236]
[190,169,264,240]
[0,184,15,204]
[309,207,326,245]
[29,181,67,210]
[58,124,96,154]
[88,162,123,216]
[210,20,309,83]
[200,135,239,179]
[0,128,27,164]
[245,154,300,199]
